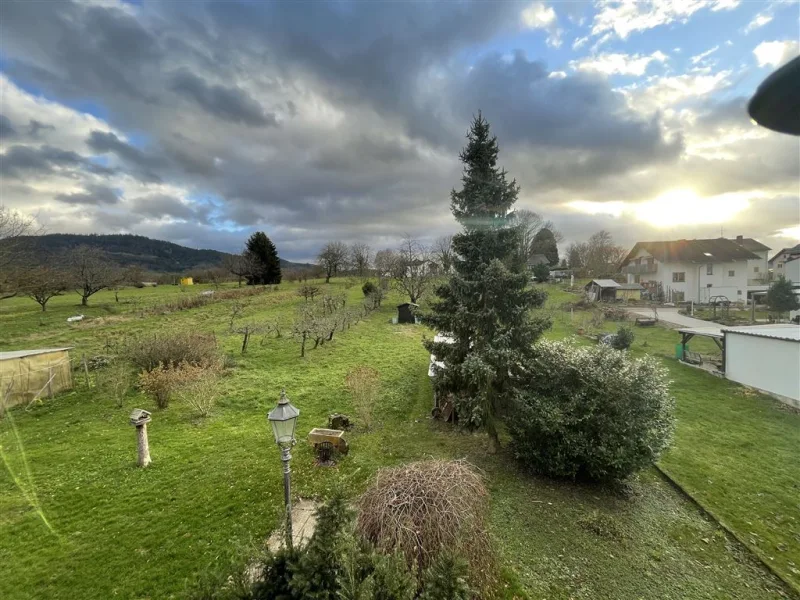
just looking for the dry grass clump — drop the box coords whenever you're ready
[345,365,380,431]
[356,459,497,594]
[124,331,219,372]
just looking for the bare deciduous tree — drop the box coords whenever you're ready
[317,241,348,283]
[585,230,627,278]
[69,245,116,306]
[373,249,397,282]
[21,266,67,311]
[223,252,255,287]
[431,235,454,274]
[392,237,434,304]
[0,207,40,300]
[511,209,562,265]
[350,243,372,279]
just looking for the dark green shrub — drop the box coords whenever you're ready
[611,325,634,350]
[361,281,377,297]
[510,340,674,481]
[532,263,550,282]
[288,495,352,600]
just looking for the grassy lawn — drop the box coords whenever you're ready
[541,283,800,592]
[1,282,796,598]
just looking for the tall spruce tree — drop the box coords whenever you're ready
[245,231,282,285]
[423,113,549,448]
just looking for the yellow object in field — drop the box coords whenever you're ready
[180,277,193,286]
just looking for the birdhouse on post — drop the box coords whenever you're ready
[129,408,152,467]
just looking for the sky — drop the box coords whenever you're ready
[0,0,798,262]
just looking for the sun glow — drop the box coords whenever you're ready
[567,189,758,228]
[635,189,753,227]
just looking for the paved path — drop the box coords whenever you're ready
[267,498,318,552]
[627,307,716,329]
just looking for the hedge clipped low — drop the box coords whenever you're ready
[510,340,674,481]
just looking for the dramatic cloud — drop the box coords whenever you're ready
[571,51,667,76]
[753,40,800,68]
[0,0,797,259]
[169,68,277,127]
[590,0,740,44]
[55,183,120,206]
[520,2,562,47]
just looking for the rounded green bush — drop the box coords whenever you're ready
[510,340,674,481]
[362,280,377,297]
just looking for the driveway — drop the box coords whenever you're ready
[626,307,715,329]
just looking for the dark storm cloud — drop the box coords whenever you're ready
[0,115,16,138]
[86,131,162,182]
[55,183,120,206]
[130,193,210,223]
[28,120,56,137]
[169,68,277,127]
[0,144,85,178]
[0,1,162,103]
[451,52,682,166]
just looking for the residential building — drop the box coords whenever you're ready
[621,237,768,303]
[769,244,800,275]
[769,244,800,283]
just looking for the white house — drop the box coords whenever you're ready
[769,243,800,274]
[621,237,769,303]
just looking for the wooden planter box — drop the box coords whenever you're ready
[308,428,349,454]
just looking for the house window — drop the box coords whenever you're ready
[707,283,713,288]
[737,290,742,295]
[754,266,760,273]
[728,270,735,277]
[707,263,713,275]
[672,272,685,282]
[778,263,783,269]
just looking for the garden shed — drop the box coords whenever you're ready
[397,302,418,324]
[0,348,74,409]
[617,283,643,301]
[723,324,799,406]
[584,279,620,302]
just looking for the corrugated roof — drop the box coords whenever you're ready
[623,238,761,265]
[587,279,620,288]
[722,324,800,342]
[0,347,73,361]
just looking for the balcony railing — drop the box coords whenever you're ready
[623,263,658,275]
[748,278,771,287]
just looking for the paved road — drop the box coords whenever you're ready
[626,307,718,329]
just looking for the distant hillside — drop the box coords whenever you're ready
[13,233,313,273]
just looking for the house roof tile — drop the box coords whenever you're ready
[623,238,760,265]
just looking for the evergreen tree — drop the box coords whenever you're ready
[246,231,282,285]
[419,552,470,600]
[531,228,559,265]
[423,113,549,448]
[765,275,800,317]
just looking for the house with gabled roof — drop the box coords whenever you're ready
[621,236,769,303]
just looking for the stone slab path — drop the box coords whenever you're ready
[267,498,319,552]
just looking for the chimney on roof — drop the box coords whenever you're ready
[736,235,743,241]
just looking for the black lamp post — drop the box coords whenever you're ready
[267,389,300,548]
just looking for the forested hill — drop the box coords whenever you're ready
[14,233,310,273]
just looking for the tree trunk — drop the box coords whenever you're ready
[136,424,152,467]
[81,295,88,306]
[300,333,306,357]
[41,303,47,312]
